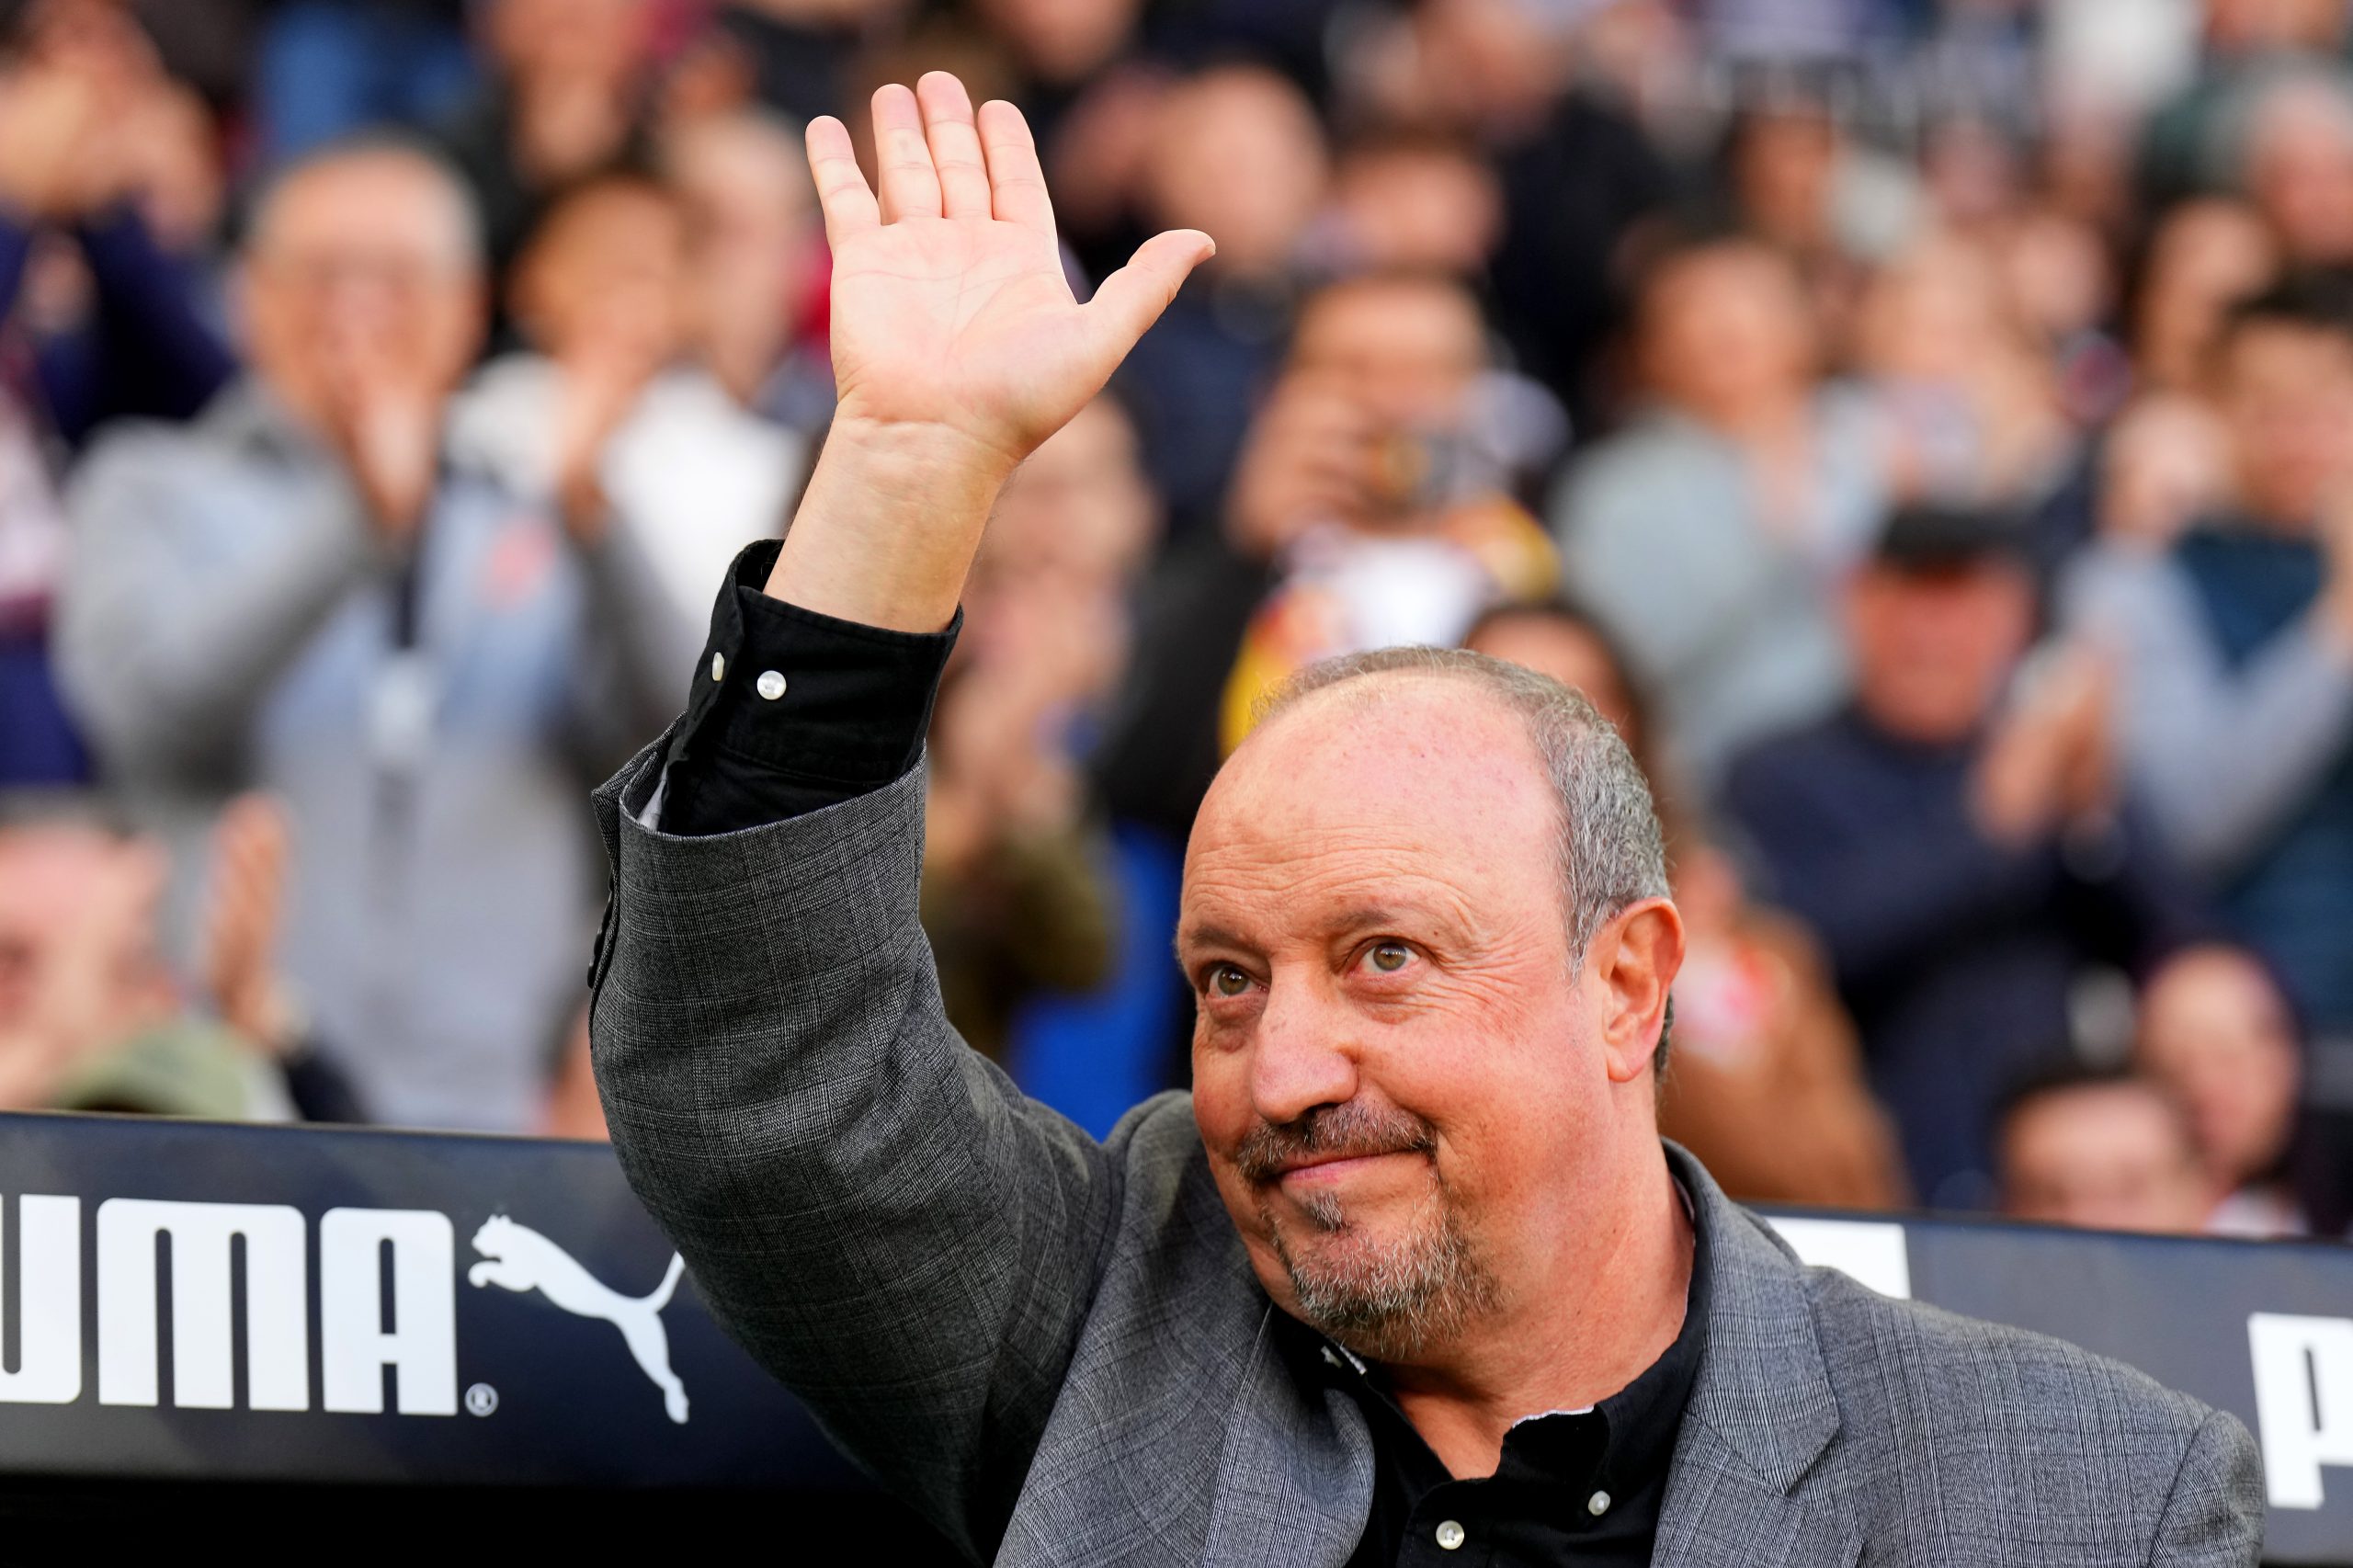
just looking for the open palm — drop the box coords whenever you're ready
[812,74,1212,470]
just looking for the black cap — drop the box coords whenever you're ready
[1872,503,2032,573]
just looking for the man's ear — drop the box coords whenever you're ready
[1592,898,1684,1085]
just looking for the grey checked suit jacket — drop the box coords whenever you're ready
[588,743,2265,1566]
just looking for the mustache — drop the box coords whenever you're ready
[1234,1101,1438,1185]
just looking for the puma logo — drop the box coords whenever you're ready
[468,1215,689,1424]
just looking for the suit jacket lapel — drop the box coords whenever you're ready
[1202,1305,1377,1568]
[1656,1147,1859,1568]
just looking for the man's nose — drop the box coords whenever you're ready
[1248,977,1359,1127]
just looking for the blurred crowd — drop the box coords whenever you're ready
[7,0,2353,1241]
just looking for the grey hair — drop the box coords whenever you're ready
[244,132,485,271]
[1255,646,1675,1068]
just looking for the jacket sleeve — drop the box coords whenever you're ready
[587,742,1127,1560]
[2148,1407,2266,1566]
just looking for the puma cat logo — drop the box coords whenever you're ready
[469,1215,689,1424]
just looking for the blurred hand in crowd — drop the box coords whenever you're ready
[199,794,298,1057]
[2097,392,2232,550]
[1972,645,2117,848]
[510,174,690,537]
[0,816,171,1109]
[1998,1071,2211,1233]
[238,149,488,536]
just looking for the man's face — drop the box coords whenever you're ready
[239,154,485,425]
[1847,559,2035,745]
[1290,279,1486,436]
[2136,948,2302,1189]
[1181,680,1658,1362]
[1999,1083,2210,1233]
[1638,247,1814,427]
[2219,319,2353,528]
[517,183,688,369]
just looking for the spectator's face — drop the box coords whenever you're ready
[2133,200,2277,390]
[2136,948,2301,1192]
[1290,279,1486,435]
[2247,86,2353,267]
[974,0,1141,84]
[1637,247,1815,426]
[1846,559,2036,745]
[1464,615,1641,759]
[1143,67,1326,279]
[240,153,485,421]
[1184,679,1677,1362]
[2217,319,2353,528]
[1330,145,1504,278]
[665,113,816,395]
[487,0,648,87]
[1999,1083,2209,1233]
[0,826,166,1039]
[1731,109,1838,251]
[514,182,688,369]
[978,399,1155,596]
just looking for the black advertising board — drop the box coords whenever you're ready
[1,1111,2349,1560]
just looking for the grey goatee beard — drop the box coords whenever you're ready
[1240,1103,1502,1362]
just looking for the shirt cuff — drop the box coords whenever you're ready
[651,539,961,835]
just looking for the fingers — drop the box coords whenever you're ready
[870,81,941,223]
[1083,228,1215,375]
[915,72,991,221]
[977,97,1055,249]
[804,115,878,244]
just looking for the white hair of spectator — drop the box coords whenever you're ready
[245,137,485,273]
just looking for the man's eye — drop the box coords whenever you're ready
[1209,964,1253,997]
[1364,942,1413,974]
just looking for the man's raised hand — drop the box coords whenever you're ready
[767,74,1212,631]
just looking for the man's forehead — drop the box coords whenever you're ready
[1186,676,1556,891]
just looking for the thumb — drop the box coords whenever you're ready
[1081,228,1215,378]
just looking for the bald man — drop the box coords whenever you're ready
[60,138,685,1131]
[589,75,2262,1566]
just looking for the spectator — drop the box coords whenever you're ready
[1213,272,1557,752]
[2135,941,2347,1237]
[1724,504,2200,1207]
[0,17,238,788]
[54,140,681,1131]
[1463,598,1907,1210]
[256,1,480,165]
[449,168,804,644]
[924,397,1148,1064]
[1552,233,1887,791]
[1996,1064,2212,1233]
[0,790,354,1119]
[2235,67,2353,272]
[1112,62,1326,526]
[2064,282,2353,1043]
[432,0,656,279]
[660,106,829,430]
[1849,230,2076,509]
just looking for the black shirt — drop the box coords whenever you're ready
[643,540,1711,1562]
[1295,1182,1711,1568]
